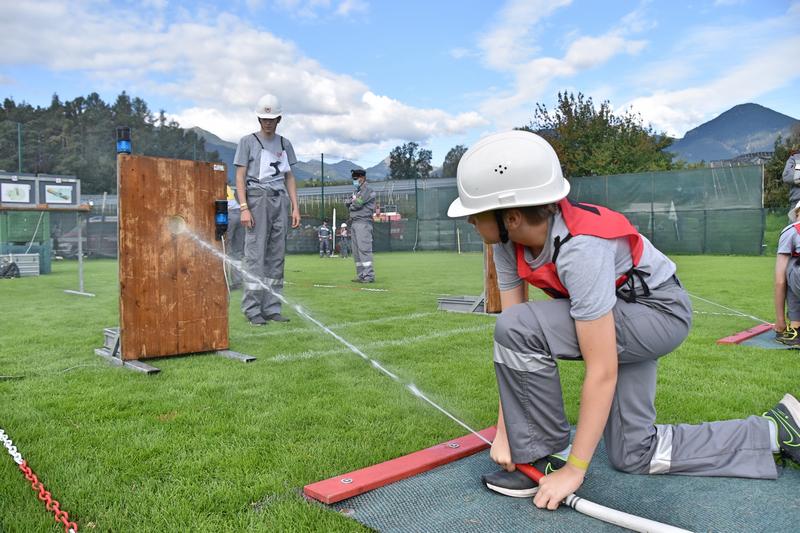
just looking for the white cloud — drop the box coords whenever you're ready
[478,0,572,70]
[477,1,650,128]
[335,0,368,16]
[625,35,800,137]
[0,2,482,161]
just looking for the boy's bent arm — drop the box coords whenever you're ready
[534,310,617,510]
[775,254,790,330]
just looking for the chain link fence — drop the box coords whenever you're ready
[2,165,769,261]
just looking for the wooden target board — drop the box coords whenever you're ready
[118,155,228,360]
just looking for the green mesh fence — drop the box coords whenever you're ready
[4,166,766,259]
[291,166,765,255]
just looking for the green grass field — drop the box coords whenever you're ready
[1,248,798,532]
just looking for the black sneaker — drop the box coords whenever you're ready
[248,315,267,326]
[265,314,290,323]
[763,393,800,464]
[776,326,800,346]
[481,453,567,498]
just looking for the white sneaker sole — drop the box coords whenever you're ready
[781,393,800,424]
[484,482,539,498]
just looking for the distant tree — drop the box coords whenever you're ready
[389,141,432,180]
[0,92,219,193]
[521,91,677,178]
[442,144,467,177]
[763,124,800,209]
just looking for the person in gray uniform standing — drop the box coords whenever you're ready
[347,169,377,282]
[318,220,331,257]
[447,130,800,510]
[782,148,800,215]
[234,93,301,326]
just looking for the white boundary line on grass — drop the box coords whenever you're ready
[267,323,494,363]
[687,291,770,324]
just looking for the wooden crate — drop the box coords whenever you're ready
[118,156,228,360]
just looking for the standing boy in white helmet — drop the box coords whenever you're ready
[225,184,244,290]
[347,169,376,282]
[448,130,800,510]
[234,94,301,326]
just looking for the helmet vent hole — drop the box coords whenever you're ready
[494,164,508,174]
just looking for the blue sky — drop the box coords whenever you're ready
[1,0,798,168]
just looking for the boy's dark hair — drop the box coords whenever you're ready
[514,203,558,225]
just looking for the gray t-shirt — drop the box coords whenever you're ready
[493,210,677,321]
[778,224,800,255]
[233,132,297,193]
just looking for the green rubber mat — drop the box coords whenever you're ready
[327,438,800,532]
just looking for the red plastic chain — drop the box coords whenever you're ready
[18,460,78,533]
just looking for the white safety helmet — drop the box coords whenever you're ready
[255,94,282,119]
[341,223,347,228]
[447,130,569,218]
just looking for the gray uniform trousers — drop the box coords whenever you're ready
[225,208,245,289]
[494,280,777,479]
[786,261,800,320]
[351,219,375,281]
[241,189,288,319]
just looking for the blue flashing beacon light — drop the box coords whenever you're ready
[116,126,131,154]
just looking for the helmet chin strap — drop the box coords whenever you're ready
[494,210,509,244]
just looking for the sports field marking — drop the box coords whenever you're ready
[687,291,770,324]
[236,311,440,338]
[267,323,494,363]
[693,310,753,318]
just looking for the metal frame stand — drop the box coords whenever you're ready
[94,327,256,374]
[437,292,487,314]
[64,210,95,297]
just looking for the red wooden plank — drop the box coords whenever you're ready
[717,323,774,345]
[304,427,496,504]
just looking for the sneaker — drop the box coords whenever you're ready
[265,314,290,323]
[776,326,800,346]
[763,393,800,464]
[351,278,362,283]
[248,315,267,326]
[481,453,567,498]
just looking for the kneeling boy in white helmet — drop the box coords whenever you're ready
[447,130,800,510]
[774,200,800,345]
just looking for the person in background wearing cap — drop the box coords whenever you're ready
[774,200,800,345]
[225,184,244,290]
[782,147,800,215]
[347,169,377,282]
[448,130,800,509]
[318,219,331,258]
[338,222,350,258]
[234,93,301,326]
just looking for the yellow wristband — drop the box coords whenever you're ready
[567,453,589,471]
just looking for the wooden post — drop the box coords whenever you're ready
[484,244,501,313]
[118,155,228,360]
[484,243,528,314]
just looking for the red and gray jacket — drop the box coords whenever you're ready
[779,223,800,257]
[516,199,649,301]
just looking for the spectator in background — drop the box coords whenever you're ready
[318,220,331,257]
[339,223,350,258]
[782,148,800,216]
